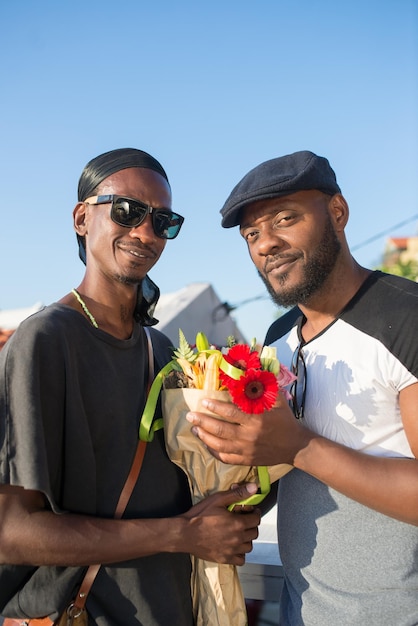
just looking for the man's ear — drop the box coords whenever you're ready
[73,201,88,236]
[329,193,349,232]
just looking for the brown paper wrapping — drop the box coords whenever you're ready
[162,388,292,626]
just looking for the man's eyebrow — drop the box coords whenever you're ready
[240,202,296,231]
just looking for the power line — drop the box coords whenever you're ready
[212,294,269,321]
[351,213,418,251]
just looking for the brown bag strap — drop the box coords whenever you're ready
[71,327,154,613]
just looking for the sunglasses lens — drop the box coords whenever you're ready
[291,346,306,419]
[112,198,147,227]
[152,211,184,239]
[110,197,184,239]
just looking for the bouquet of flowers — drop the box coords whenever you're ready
[140,331,295,626]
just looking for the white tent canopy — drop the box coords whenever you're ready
[0,302,43,330]
[154,282,246,346]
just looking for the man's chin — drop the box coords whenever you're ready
[260,272,304,308]
[115,272,146,286]
[270,291,301,309]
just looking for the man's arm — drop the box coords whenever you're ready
[186,383,418,526]
[0,483,260,567]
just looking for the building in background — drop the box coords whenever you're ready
[0,303,43,349]
[0,328,15,350]
[381,232,418,281]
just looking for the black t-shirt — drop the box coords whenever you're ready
[0,304,193,625]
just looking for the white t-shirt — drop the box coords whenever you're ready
[267,271,418,626]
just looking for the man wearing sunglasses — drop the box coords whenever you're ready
[0,148,260,625]
[188,151,418,626]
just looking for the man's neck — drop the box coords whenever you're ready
[60,279,139,340]
[298,262,372,342]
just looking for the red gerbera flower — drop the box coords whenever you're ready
[220,344,261,387]
[224,344,261,370]
[226,368,278,414]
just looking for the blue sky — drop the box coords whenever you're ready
[1,0,417,342]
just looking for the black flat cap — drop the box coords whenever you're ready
[220,150,341,228]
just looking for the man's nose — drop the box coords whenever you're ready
[129,215,157,242]
[254,228,285,256]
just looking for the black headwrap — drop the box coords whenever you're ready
[76,148,170,326]
[77,147,169,202]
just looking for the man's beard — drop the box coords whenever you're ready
[259,216,341,308]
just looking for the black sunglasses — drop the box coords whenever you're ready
[84,194,184,240]
[290,343,307,419]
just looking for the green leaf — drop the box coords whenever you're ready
[172,329,197,363]
[226,335,237,348]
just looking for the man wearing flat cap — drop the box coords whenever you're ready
[0,148,260,625]
[188,150,418,625]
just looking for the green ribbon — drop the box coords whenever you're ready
[218,355,246,380]
[139,362,174,441]
[227,465,271,511]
